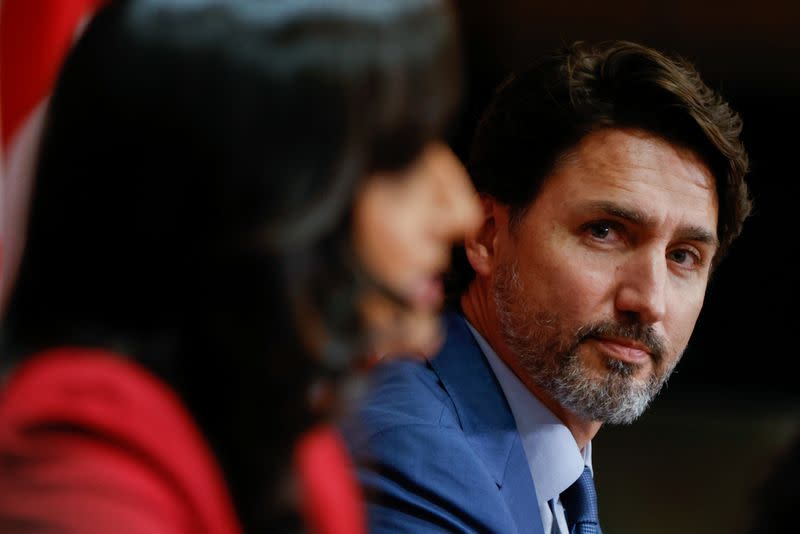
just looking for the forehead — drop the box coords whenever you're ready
[534,128,719,232]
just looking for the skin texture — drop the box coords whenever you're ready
[353,142,481,357]
[462,128,719,448]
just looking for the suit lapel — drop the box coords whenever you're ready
[429,313,543,533]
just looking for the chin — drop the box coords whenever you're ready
[373,310,444,359]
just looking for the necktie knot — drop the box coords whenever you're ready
[560,466,601,534]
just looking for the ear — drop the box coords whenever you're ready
[464,195,508,277]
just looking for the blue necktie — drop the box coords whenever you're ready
[560,466,602,534]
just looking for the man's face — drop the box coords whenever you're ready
[493,128,719,424]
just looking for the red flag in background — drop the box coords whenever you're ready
[0,0,107,310]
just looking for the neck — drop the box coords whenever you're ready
[460,281,602,450]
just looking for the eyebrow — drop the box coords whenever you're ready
[586,200,719,248]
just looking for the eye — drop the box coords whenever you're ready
[579,220,628,251]
[582,220,623,242]
[579,219,629,251]
[667,248,701,268]
[588,222,611,239]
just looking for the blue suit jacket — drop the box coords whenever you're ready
[343,313,544,533]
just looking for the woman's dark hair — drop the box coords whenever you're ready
[448,40,751,299]
[1,0,459,530]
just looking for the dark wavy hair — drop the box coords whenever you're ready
[448,40,751,299]
[1,0,460,530]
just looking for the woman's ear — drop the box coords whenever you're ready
[464,195,506,278]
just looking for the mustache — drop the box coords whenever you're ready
[575,320,667,364]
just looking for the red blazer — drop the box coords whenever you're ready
[0,348,365,533]
[0,348,242,533]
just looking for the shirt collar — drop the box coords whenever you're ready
[465,320,592,505]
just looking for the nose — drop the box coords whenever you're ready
[614,249,667,325]
[427,143,481,240]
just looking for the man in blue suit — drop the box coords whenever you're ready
[343,41,751,533]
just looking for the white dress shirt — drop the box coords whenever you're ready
[466,322,593,534]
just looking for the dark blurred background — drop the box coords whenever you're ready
[451,1,799,531]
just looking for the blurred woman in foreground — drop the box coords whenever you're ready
[0,0,479,532]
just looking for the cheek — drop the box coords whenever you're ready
[664,290,706,351]
[554,231,614,297]
[353,188,420,287]
[515,241,612,321]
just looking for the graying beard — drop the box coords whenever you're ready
[547,351,665,425]
[492,261,677,425]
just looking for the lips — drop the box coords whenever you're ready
[589,336,652,365]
